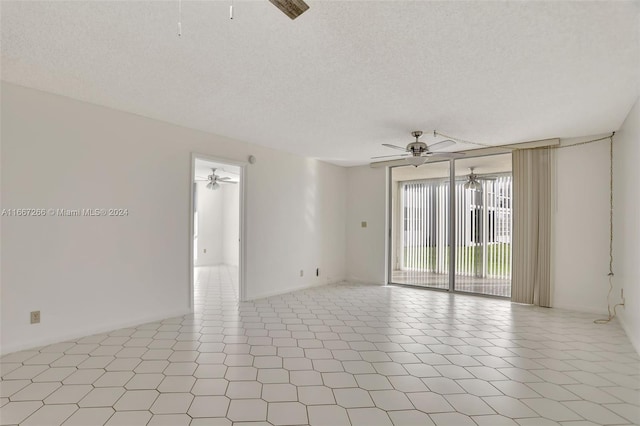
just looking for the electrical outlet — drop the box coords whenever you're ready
[300,270,304,277]
[30,311,40,324]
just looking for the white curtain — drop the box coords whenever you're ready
[512,148,552,307]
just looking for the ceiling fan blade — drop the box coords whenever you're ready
[218,176,232,181]
[268,0,309,19]
[382,143,408,152]
[429,139,455,151]
[220,181,238,184]
[371,153,410,159]
[428,152,466,158]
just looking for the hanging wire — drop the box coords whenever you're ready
[434,130,615,152]
[434,131,501,149]
[594,133,624,324]
[547,134,614,151]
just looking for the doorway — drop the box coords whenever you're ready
[190,155,245,309]
[389,153,513,297]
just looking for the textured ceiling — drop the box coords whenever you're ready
[195,159,240,181]
[1,1,638,166]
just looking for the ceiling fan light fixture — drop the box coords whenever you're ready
[405,156,428,167]
[464,180,482,191]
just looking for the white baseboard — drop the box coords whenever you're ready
[346,276,386,285]
[246,279,345,301]
[1,308,192,356]
[551,302,608,315]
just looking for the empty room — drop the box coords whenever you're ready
[1,1,638,426]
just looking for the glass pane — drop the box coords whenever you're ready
[453,154,512,297]
[390,160,450,290]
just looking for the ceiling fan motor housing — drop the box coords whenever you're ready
[407,141,428,156]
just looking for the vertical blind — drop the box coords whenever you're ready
[401,176,512,280]
[402,181,449,274]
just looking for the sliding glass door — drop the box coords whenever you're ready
[389,154,513,297]
[390,160,450,289]
[453,155,512,297]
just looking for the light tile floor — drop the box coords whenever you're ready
[1,265,639,425]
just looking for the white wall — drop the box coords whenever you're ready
[0,82,347,354]
[346,165,387,284]
[222,184,240,266]
[194,174,240,267]
[612,97,640,353]
[345,140,620,317]
[245,151,347,298]
[195,181,224,266]
[552,134,612,313]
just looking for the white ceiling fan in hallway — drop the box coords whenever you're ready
[196,168,238,190]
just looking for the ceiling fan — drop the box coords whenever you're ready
[372,131,465,167]
[462,167,496,191]
[196,168,238,190]
[269,0,309,19]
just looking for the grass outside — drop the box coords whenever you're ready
[403,243,511,277]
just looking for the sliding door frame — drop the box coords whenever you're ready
[386,154,512,299]
[386,158,455,292]
[449,158,457,292]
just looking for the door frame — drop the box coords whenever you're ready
[189,153,248,309]
[386,158,455,291]
[386,153,513,299]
